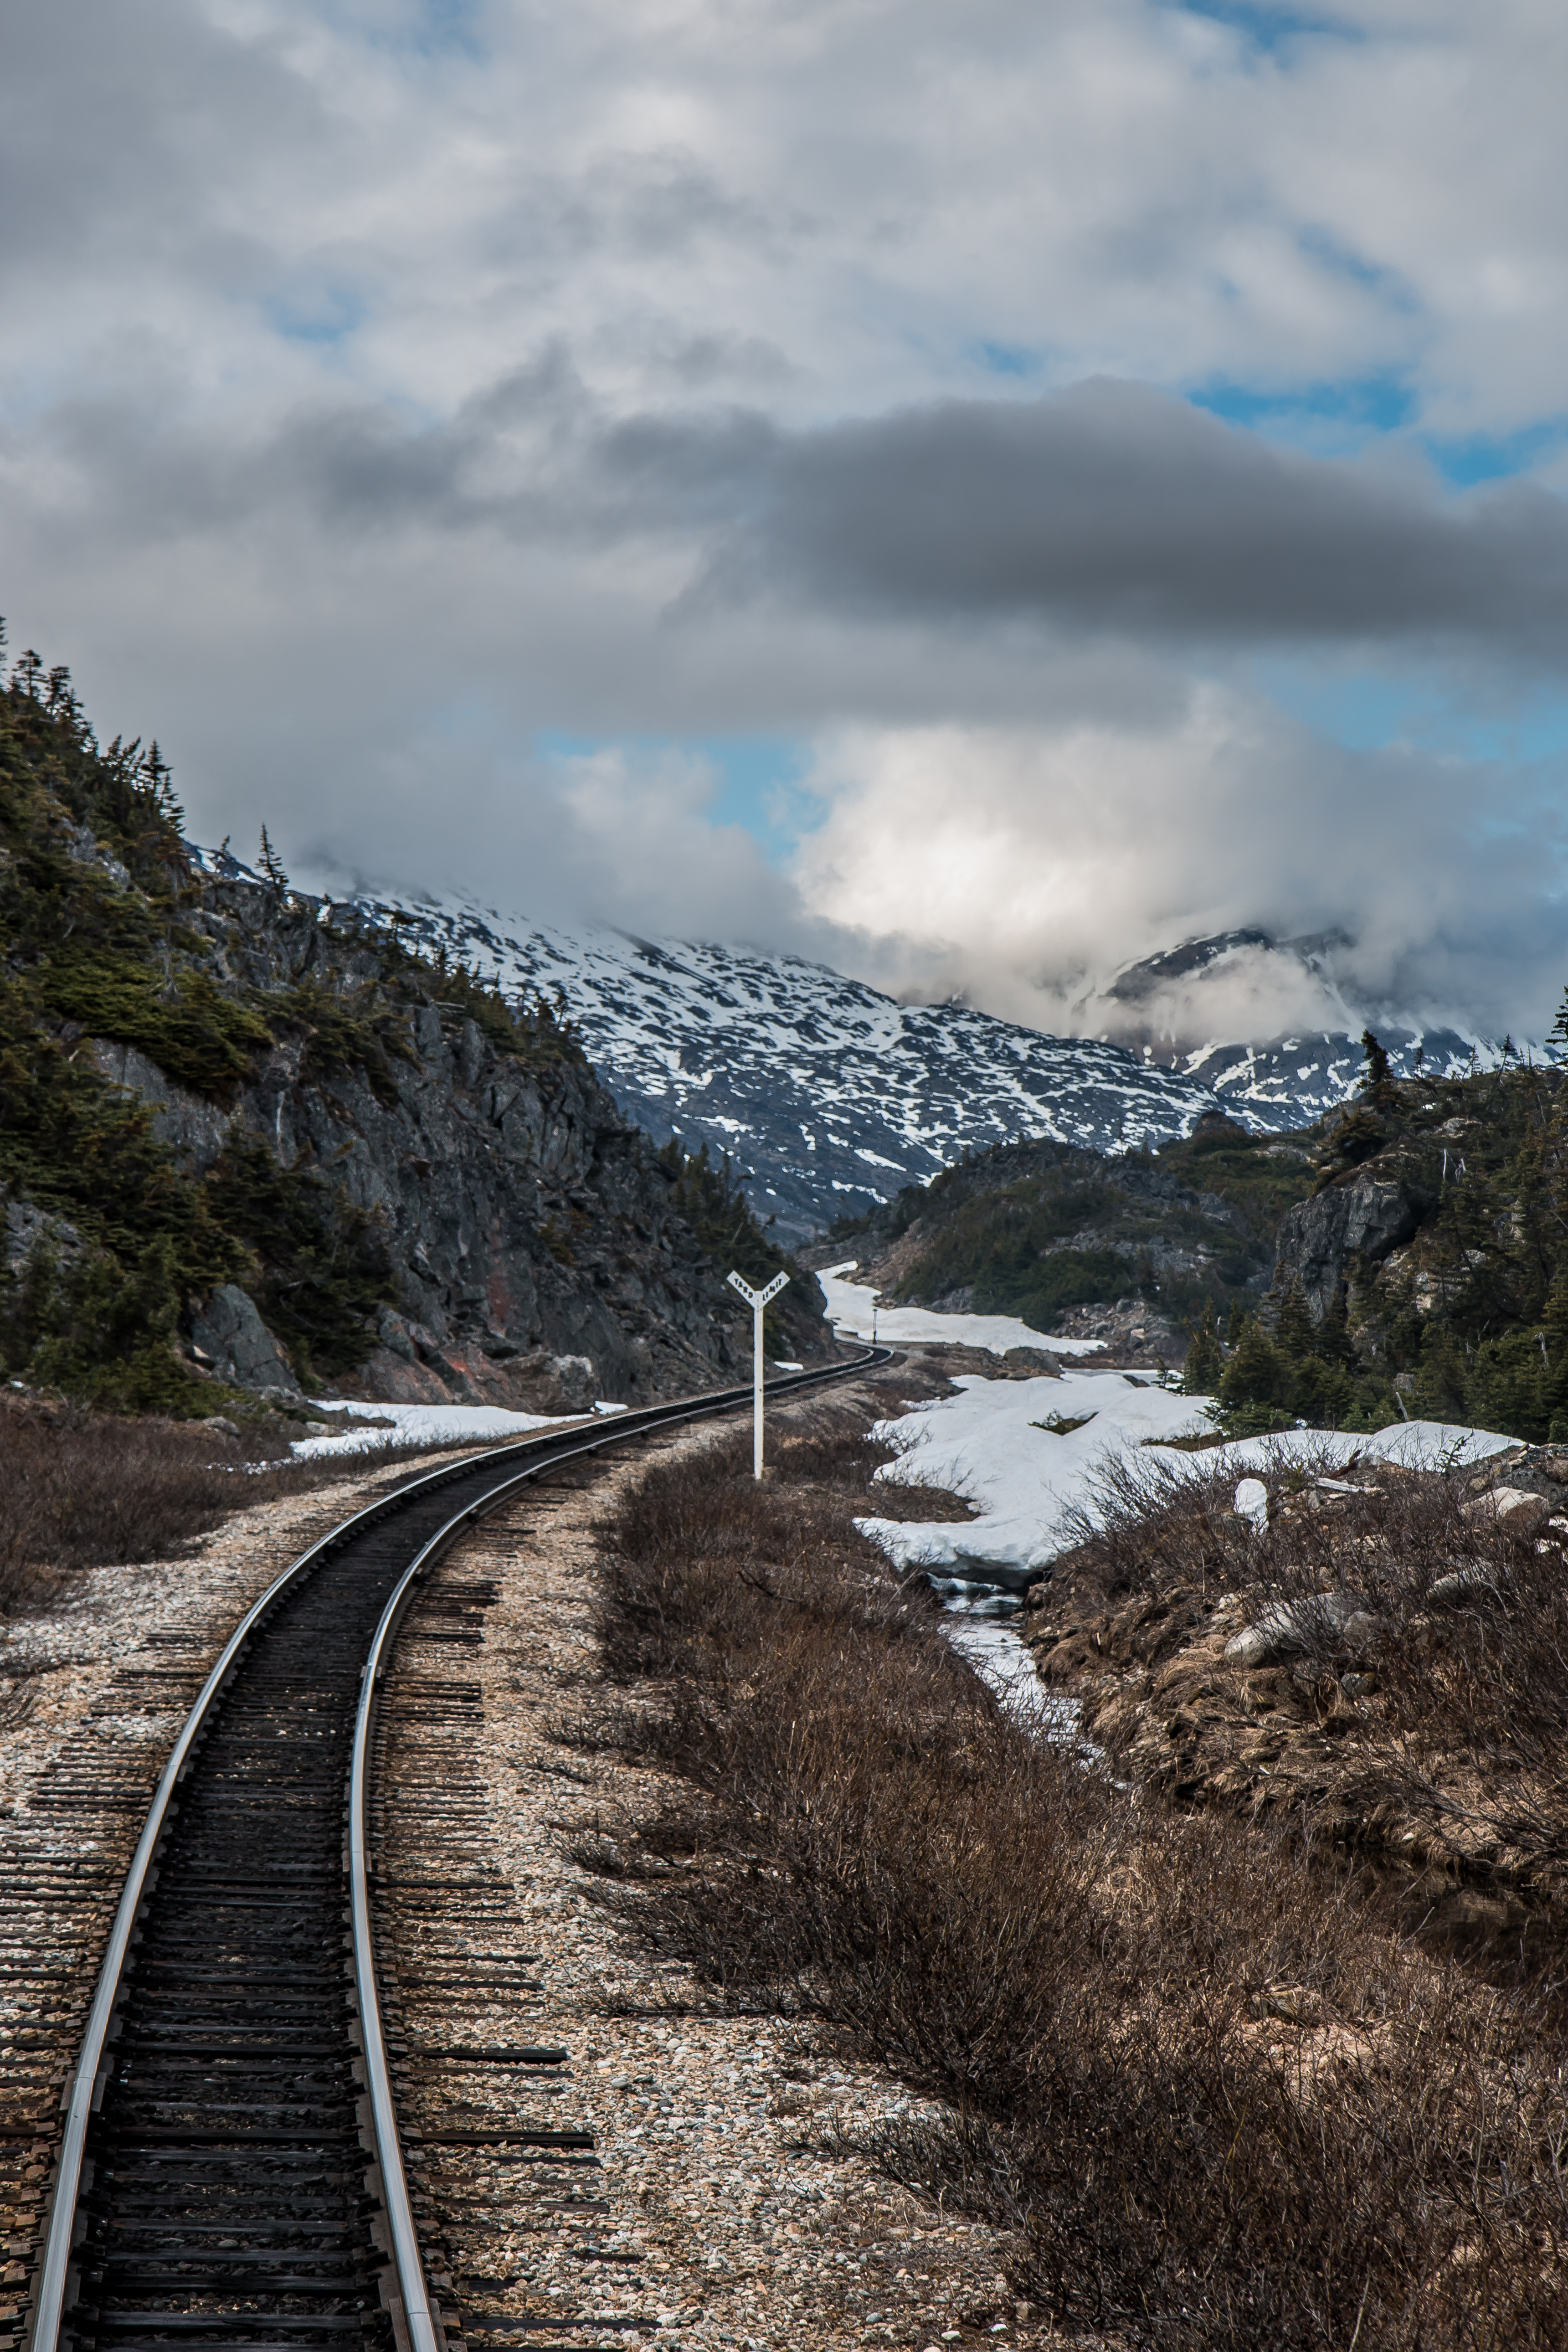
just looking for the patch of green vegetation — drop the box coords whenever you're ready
[202,1134,396,1385]
[875,1122,1314,1337]
[656,1136,803,1354]
[46,954,274,1097]
[1031,1410,1097,1436]
[0,1234,234,1417]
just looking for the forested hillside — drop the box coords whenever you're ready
[0,639,824,1416]
[827,1118,1317,1354]
[1204,1034,1568,1439]
[833,1035,1568,1443]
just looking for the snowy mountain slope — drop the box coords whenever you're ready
[1104,929,1516,1128]
[314,885,1233,1242]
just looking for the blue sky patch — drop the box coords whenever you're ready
[1257,658,1568,765]
[540,732,818,867]
[972,341,1041,381]
[1193,371,1416,451]
[266,280,366,347]
[1174,3,1354,53]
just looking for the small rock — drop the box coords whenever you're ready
[1461,1485,1552,1535]
[1429,1565,1498,1607]
[200,1415,241,1439]
[1340,1671,1377,1698]
[1225,1590,1373,1668]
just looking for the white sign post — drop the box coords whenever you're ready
[727,1268,790,1480]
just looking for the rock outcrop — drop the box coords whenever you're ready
[1270,1153,1439,1321]
[86,874,830,1408]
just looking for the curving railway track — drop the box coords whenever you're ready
[17,1351,888,2352]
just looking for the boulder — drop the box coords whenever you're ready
[1461,1485,1553,1536]
[1225,1590,1377,1669]
[187,1286,303,1397]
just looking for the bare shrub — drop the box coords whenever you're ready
[1059,1442,1568,1915]
[0,1391,450,1614]
[586,1415,1568,2348]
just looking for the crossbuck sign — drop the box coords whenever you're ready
[727,1268,790,1479]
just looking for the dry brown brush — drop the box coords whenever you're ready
[585,1409,1568,2347]
[0,1390,439,1613]
[1057,1446,1568,1924]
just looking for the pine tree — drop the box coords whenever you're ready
[1218,1313,1290,1411]
[1182,1304,1223,1395]
[1539,1274,1568,1440]
[1360,1027,1398,1111]
[1272,1277,1316,1368]
[1550,987,1568,1062]
[258,826,288,890]
[1316,1283,1354,1367]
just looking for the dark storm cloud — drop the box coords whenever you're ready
[57,365,1568,664]
[734,378,1568,655]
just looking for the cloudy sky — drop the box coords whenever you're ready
[6,0,1568,1043]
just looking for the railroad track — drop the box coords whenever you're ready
[18,1350,889,2352]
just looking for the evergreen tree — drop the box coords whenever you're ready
[257,826,288,889]
[1316,1283,1354,1366]
[1182,1304,1223,1395]
[1272,1276,1316,1368]
[1549,987,1568,1062]
[1360,1028,1398,1111]
[1539,1275,1568,1441]
[1218,1313,1290,1412]
[1412,1318,1469,1424]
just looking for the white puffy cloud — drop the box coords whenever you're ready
[794,694,1568,1041]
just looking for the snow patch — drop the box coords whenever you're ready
[293,1400,625,1459]
[820,1261,1105,1356]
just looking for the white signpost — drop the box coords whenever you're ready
[727,1267,790,1479]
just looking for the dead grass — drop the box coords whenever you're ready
[1044,1446,1568,1928]
[0,1390,452,1614]
[583,1403,1568,2349]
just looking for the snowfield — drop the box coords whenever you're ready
[860,1370,1519,1581]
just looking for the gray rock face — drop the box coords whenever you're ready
[4,1199,83,1271]
[90,872,824,1409]
[1272,1170,1429,1320]
[89,1040,232,1170]
[187,1285,303,1396]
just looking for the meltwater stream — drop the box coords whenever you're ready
[940,1611,1099,1755]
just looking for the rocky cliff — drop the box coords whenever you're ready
[0,655,827,1414]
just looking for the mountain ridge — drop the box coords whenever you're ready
[287,872,1245,1242]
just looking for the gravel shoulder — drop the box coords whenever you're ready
[397,1403,1065,2352]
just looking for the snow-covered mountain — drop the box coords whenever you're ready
[204,854,1527,1243]
[319,885,1234,1241]
[1103,929,1517,1127]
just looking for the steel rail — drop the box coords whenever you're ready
[25,1342,889,2352]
